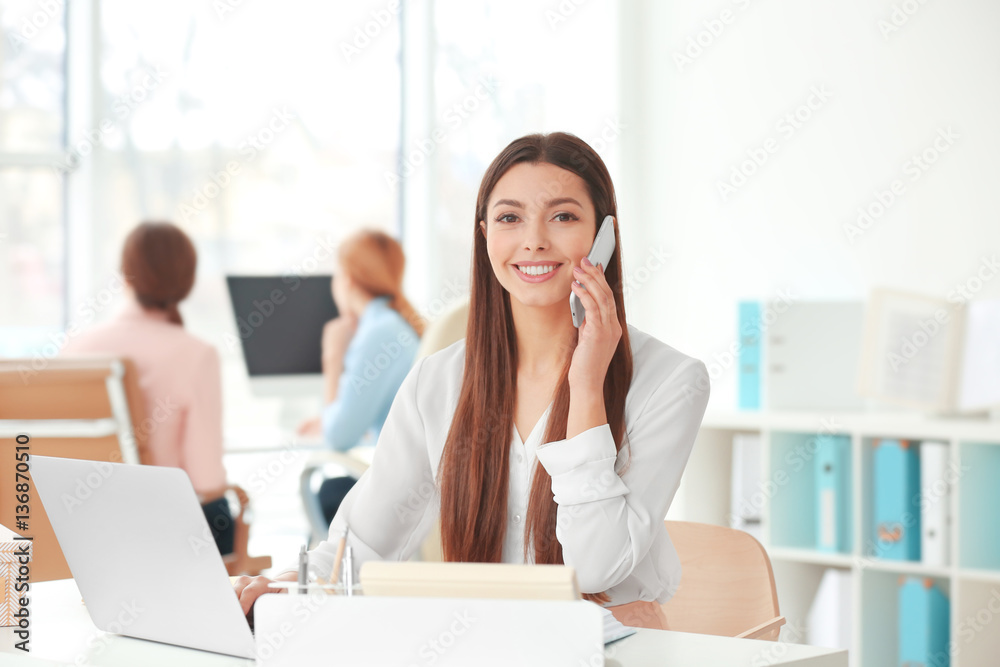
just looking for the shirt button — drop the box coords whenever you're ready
[517,454,524,464]
[513,513,522,524]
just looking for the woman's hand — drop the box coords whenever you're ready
[322,314,359,367]
[297,416,322,437]
[567,256,623,392]
[233,575,287,616]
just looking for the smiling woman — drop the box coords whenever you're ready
[235,132,711,632]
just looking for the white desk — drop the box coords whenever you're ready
[0,580,847,666]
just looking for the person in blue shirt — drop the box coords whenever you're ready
[299,230,424,523]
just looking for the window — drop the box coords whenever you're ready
[0,0,66,354]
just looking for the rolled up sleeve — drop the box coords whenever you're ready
[535,358,710,594]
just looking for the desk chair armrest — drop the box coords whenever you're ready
[299,450,371,546]
[736,615,786,641]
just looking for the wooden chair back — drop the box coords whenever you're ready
[0,357,149,581]
[661,521,785,641]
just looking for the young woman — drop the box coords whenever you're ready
[298,230,424,524]
[62,222,233,554]
[236,132,710,629]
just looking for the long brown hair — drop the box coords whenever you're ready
[121,221,197,325]
[339,230,425,337]
[437,133,633,604]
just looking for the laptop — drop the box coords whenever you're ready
[31,455,257,659]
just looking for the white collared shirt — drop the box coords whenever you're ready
[310,324,710,605]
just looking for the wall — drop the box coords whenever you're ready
[619,0,1000,411]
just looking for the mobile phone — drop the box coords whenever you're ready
[570,214,616,328]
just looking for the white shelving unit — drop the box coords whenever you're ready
[675,410,1000,667]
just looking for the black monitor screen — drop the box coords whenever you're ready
[225,275,338,376]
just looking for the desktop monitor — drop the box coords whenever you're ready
[225,275,338,399]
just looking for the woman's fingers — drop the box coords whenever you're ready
[572,262,613,325]
[235,576,281,615]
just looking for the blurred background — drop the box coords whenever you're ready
[2,1,999,665]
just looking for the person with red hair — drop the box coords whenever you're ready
[236,133,710,630]
[62,221,232,554]
[297,230,424,524]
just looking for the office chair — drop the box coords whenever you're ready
[0,357,270,579]
[658,520,786,641]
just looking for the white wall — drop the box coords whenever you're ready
[619,0,1000,411]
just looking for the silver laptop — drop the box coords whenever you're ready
[31,455,257,659]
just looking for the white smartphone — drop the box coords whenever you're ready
[570,214,617,328]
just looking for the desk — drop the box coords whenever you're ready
[0,580,848,666]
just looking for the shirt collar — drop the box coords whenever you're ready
[118,296,172,322]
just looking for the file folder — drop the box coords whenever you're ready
[815,435,851,553]
[738,301,762,410]
[919,441,950,567]
[731,433,763,539]
[898,577,950,667]
[874,439,921,561]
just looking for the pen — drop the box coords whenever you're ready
[331,526,349,586]
[342,545,354,597]
[297,545,308,595]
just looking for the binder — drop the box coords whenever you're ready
[816,435,851,553]
[766,302,867,411]
[898,577,950,667]
[731,433,763,539]
[874,439,921,561]
[738,301,762,410]
[807,569,853,652]
[920,441,951,567]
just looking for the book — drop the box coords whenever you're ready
[858,288,1000,413]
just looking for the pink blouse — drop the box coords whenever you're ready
[61,298,227,497]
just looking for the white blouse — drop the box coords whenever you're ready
[309,324,710,606]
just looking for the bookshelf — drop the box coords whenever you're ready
[680,410,1000,667]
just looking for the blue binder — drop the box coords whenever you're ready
[738,301,762,410]
[815,435,851,553]
[898,577,950,667]
[874,439,921,561]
